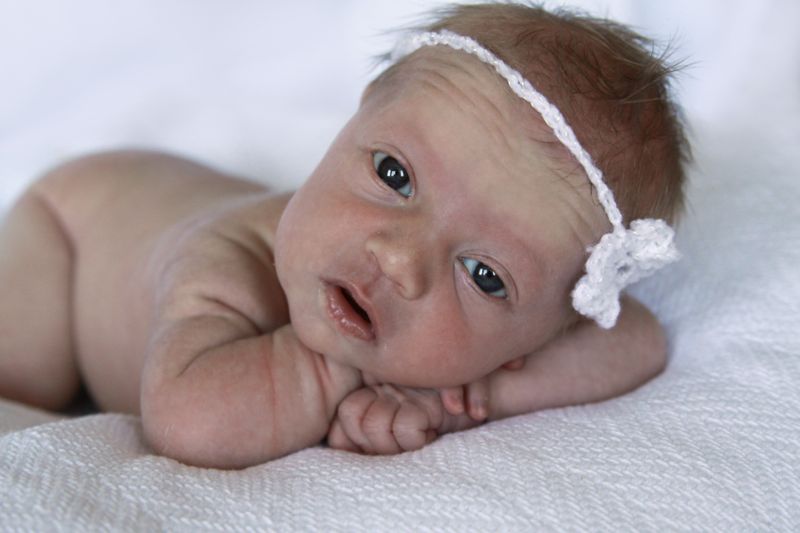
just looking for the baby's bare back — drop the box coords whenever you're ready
[30,151,288,412]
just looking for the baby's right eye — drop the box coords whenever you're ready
[373,151,413,198]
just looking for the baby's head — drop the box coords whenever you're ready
[274,3,687,387]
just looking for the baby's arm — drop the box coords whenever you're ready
[141,227,362,469]
[143,323,360,469]
[448,294,667,422]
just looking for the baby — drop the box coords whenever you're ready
[0,4,687,468]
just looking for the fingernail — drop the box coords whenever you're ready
[447,396,464,414]
[472,402,487,420]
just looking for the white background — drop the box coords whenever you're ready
[1,0,797,209]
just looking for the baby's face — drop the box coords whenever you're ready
[275,49,609,387]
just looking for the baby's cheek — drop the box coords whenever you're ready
[411,327,489,386]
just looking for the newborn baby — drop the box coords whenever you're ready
[0,4,686,468]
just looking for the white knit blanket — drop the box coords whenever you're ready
[2,1,799,530]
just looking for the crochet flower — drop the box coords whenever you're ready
[571,219,680,329]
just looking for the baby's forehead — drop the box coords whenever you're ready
[368,48,520,114]
[366,47,575,170]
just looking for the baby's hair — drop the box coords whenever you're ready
[370,2,689,223]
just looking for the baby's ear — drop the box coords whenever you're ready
[501,356,525,371]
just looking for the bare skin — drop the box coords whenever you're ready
[0,49,668,468]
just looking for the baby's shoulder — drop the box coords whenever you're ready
[151,192,292,335]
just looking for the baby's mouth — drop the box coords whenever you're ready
[325,282,375,341]
[342,288,371,325]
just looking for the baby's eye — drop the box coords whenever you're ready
[460,258,507,298]
[373,151,413,198]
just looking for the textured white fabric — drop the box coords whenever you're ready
[1,1,799,531]
[391,30,680,328]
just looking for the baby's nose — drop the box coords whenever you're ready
[365,227,430,300]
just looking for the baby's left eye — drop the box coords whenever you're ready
[460,258,507,298]
[373,151,413,198]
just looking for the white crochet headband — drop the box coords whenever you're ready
[390,30,679,328]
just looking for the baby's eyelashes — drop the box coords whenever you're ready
[373,151,413,198]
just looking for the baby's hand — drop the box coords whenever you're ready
[327,384,443,454]
[327,381,485,455]
[439,356,525,421]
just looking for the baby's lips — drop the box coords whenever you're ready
[324,282,375,341]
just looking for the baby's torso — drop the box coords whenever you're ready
[49,151,291,412]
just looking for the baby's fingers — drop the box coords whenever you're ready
[327,418,361,453]
[465,378,490,421]
[439,386,465,416]
[393,401,437,451]
[336,387,378,452]
[361,393,402,455]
